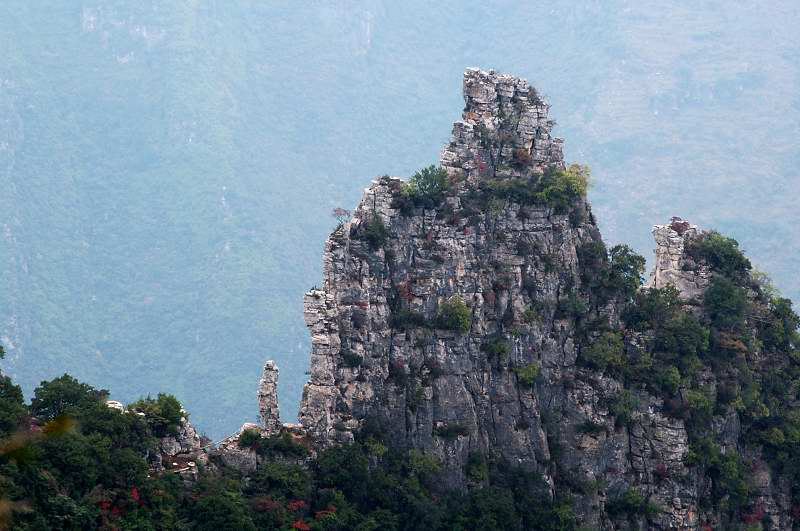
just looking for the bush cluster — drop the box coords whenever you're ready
[129,393,184,437]
[482,336,511,362]
[392,165,451,213]
[685,231,751,279]
[435,296,471,333]
[360,214,389,250]
[513,363,541,387]
[577,241,646,304]
[480,164,589,214]
[606,488,660,520]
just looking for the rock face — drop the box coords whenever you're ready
[440,67,564,182]
[215,422,260,474]
[293,69,796,529]
[646,216,711,301]
[151,415,210,483]
[258,360,281,435]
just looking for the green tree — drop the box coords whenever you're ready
[582,332,625,374]
[436,296,471,333]
[686,231,751,279]
[759,297,800,352]
[704,276,748,331]
[0,375,26,436]
[30,374,107,421]
[608,244,646,300]
[129,393,184,437]
[408,165,450,208]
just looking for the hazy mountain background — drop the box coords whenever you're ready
[1,1,798,439]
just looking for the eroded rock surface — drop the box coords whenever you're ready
[440,68,564,184]
[646,216,711,301]
[258,360,281,435]
[152,414,210,483]
[288,70,795,529]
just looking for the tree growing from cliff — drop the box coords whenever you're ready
[436,296,471,333]
[685,231,751,279]
[393,165,451,213]
[332,207,350,227]
[408,165,450,208]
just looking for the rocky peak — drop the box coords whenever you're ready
[257,360,281,435]
[646,216,711,301]
[440,68,564,182]
[243,71,796,529]
[296,68,600,484]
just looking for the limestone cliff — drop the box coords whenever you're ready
[283,69,796,529]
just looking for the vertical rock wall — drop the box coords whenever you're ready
[289,70,795,529]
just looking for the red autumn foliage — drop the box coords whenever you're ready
[292,520,311,531]
[742,503,765,524]
[253,496,282,512]
[315,505,337,520]
[395,282,412,303]
[287,499,307,512]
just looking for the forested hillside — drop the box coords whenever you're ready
[1,1,798,438]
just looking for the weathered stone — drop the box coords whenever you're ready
[440,68,564,183]
[646,216,711,301]
[284,70,795,529]
[150,415,210,483]
[258,360,281,435]
[215,422,260,474]
[105,399,124,412]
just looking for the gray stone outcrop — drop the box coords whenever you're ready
[258,360,281,435]
[440,67,564,182]
[152,414,210,483]
[646,216,711,301]
[289,69,795,529]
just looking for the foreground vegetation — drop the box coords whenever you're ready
[0,350,577,530]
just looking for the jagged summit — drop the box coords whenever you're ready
[295,68,600,487]
[226,72,798,529]
[646,216,711,300]
[441,68,564,182]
